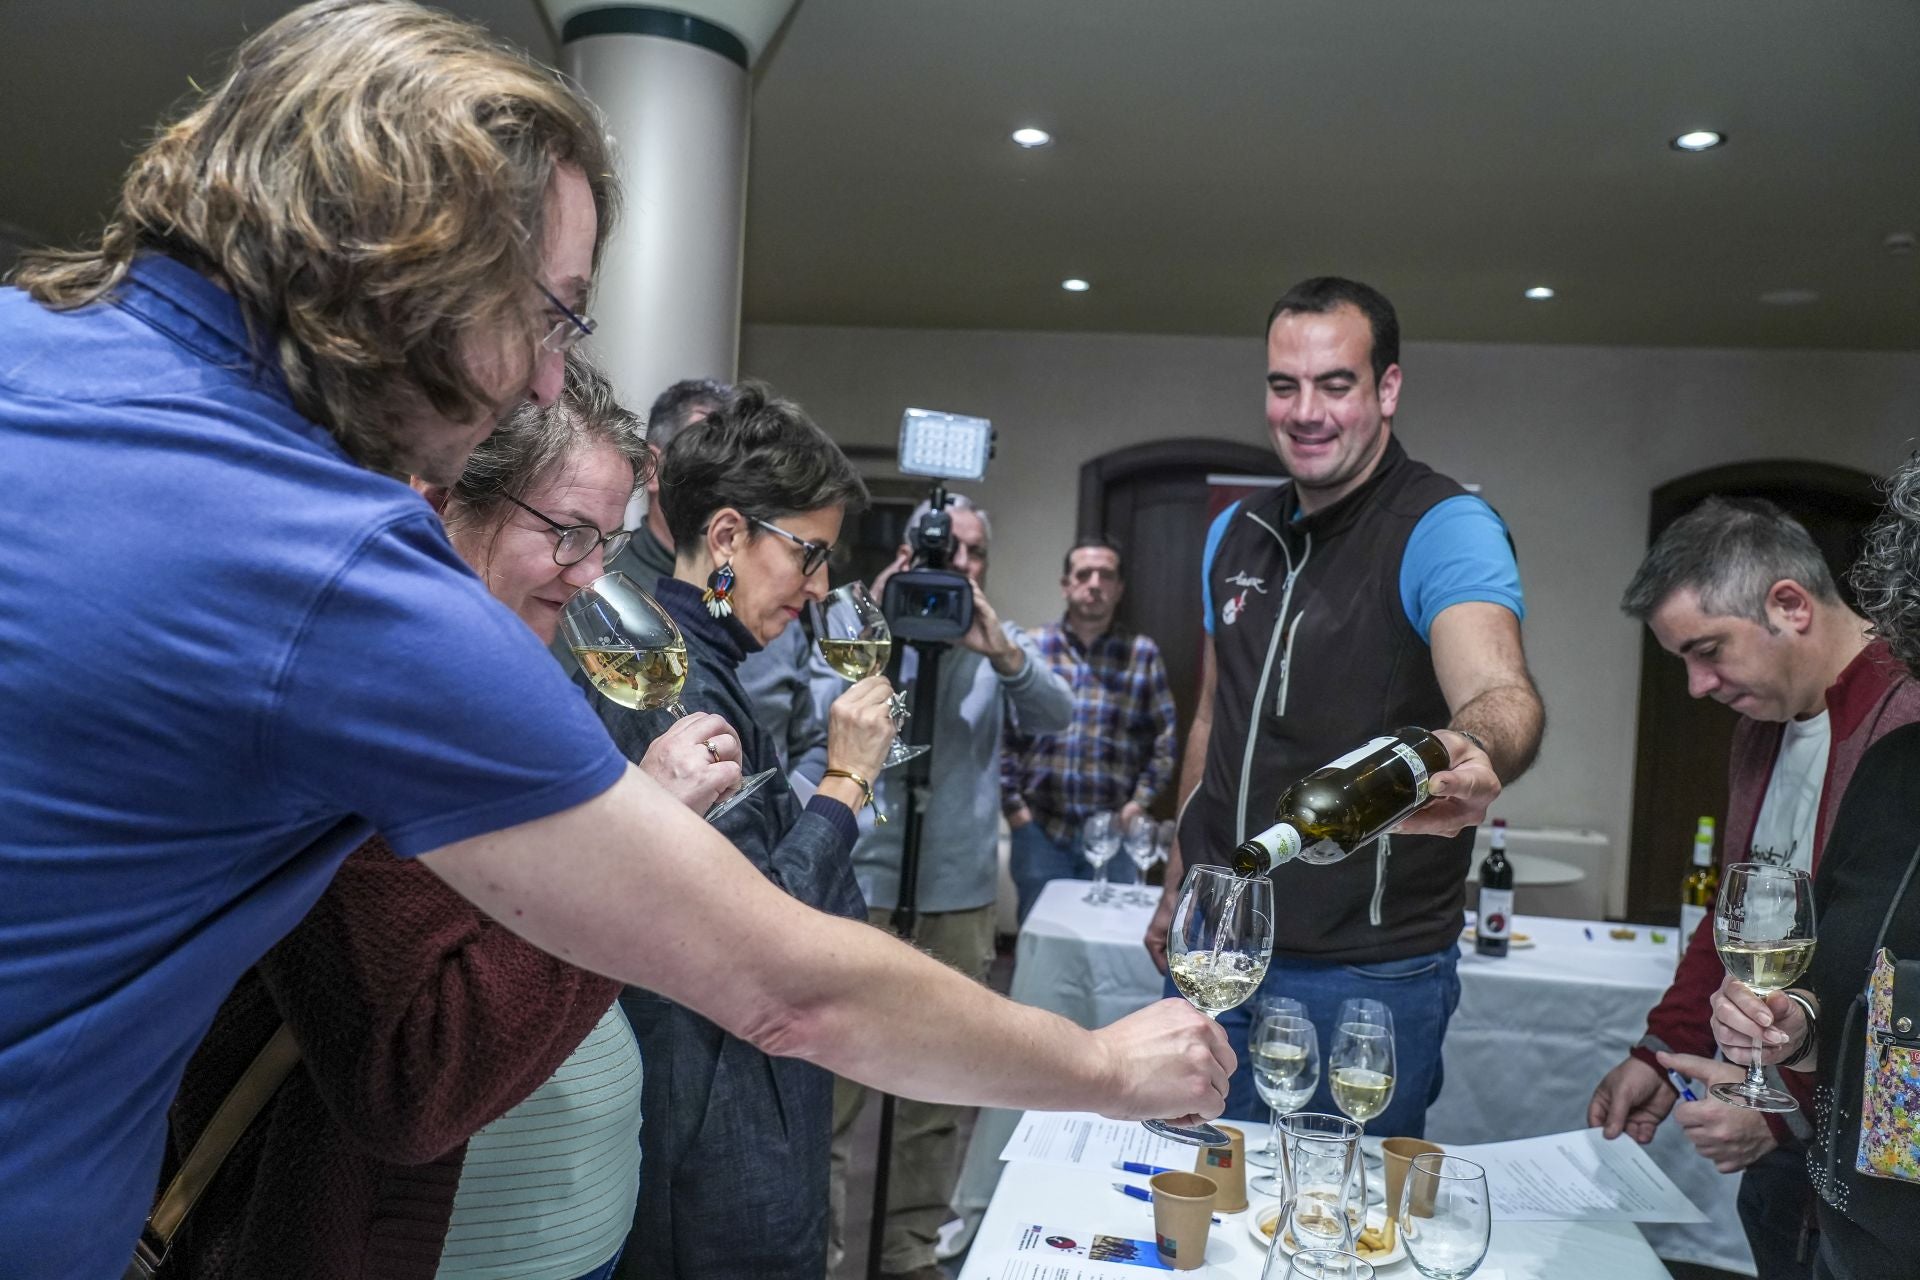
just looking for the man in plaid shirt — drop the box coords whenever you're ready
[1003,537,1180,922]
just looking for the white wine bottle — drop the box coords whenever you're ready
[1232,727,1454,875]
[1679,816,1718,954]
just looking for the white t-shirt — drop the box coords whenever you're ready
[1748,710,1831,873]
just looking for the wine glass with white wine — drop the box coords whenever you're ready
[1249,1012,1320,1195]
[1711,862,1816,1111]
[561,572,777,822]
[1147,864,1275,1146]
[808,581,928,769]
[1329,999,1396,1139]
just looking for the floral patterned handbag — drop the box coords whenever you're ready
[1850,836,1920,1189]
[1856,946,1920,1183]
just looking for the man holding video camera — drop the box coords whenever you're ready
[829,492,1073,1279]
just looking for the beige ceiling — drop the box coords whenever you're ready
[6,1,1917,349]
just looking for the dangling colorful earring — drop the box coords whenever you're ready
[703,560,735,619]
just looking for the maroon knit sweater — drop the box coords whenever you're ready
[156,835,623,1280]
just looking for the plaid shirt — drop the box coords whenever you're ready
[1001,619,1179,845]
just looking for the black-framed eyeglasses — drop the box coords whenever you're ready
[538,282,596,354]
[751,517,834,576]
[503,493,632,567]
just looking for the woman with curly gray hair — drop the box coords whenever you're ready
[1712,453,1920,1280]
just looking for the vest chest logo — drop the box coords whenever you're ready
[1220,571,1267,626]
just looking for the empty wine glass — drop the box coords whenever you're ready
[808,581,928,769]
[1274,1249,1374,1280]
[1123,814,1158,904]
[1081,811,1121,904]
[1250,1014,1320,1195]
[562,572,775,821]
[1711,862,1816,1111]
[1400,1153,1490,1279]
[1146,864,1275,1145]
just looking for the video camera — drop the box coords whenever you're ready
[882,410,994,644]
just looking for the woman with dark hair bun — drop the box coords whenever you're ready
[583,381,899,1280]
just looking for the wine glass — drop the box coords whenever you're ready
[561,573,777,822]
[1122,814,1158,905]
[1147,864,1275,1145]
[1154,819,1176,875]
[1247,994,1308,1171]
[1249,1014,1320,1195]
[808,581,928,769]
[1330,1000,1396,1140]
[1399,1153,1490,1279]
[1275,1250,1374,1280]
[1710,862,1816,1111]
[1081,811,1121,904]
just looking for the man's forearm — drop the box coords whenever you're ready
[1451,680,1544,782]
[423,768,1123,1110]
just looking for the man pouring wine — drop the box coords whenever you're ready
[1146,276,1541,1139]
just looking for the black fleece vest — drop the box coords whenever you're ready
[1184,437,1477,964]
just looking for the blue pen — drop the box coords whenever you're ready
[1113,1183,1223,1224]
[1113,1160,1178,1175]
[1584,927,1594,941]
[1666,1068,1699,1102]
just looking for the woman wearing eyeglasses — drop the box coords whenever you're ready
[582,381,898,1280]
[153,358,742,1280]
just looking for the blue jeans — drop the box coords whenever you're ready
[1180,945,1461,1139]
[1009,821,1135,923]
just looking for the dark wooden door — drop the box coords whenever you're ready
[1625,460,1881,922]
[1079,439,1288,816]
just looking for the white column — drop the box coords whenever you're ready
[540,1,796,413]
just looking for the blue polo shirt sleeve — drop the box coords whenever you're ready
[268,513,629,856]
[1200,501,1241,635]
[1400,495,1525,644]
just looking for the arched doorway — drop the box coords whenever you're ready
[1078,438,1287,812]
[1625,459,1882,921]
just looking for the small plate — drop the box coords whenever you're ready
[1246,1202,1407,1267]
[1461,927,1536,950]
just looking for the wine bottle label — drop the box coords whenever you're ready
[1478,888,1514,939]
[1323,735,1397,772]
[1243,822,1304,873]
[1680,903,1708,947]
[1390,740,1432,803]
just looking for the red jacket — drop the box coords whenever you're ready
[158,836,622,1280]
[1633,640,1920,1141]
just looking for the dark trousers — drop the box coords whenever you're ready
[1738,1146,1814,1280]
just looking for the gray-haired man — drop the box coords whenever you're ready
[1590,497,1920,1279]
[829,494,1074,1279]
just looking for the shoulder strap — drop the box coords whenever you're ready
[1873,840,1920,953]
[128,1023,301,1278]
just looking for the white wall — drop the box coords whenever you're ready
[740,322,1920,914]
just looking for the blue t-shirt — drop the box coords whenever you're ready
[1201,492,1524,640]
[0,258,629,1279]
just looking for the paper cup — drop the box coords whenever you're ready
[1194,1123,1248,1211]
[1381,1137,1444,1246]
[1150,1170,1218,1271]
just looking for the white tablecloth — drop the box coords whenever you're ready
[954,880,1753,1275]
[959,1130,1674,1280]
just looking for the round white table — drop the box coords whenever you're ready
[950,880,1753,1276]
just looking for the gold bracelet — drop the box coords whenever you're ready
[822,768,884,823]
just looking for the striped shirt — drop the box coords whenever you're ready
[1002,620,1179,844]
[435,1004,643,1279]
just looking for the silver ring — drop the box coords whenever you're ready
[704,740,721,763]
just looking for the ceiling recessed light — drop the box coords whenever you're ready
[1061,278,1091,293]
[1011,127,1052,149]
[1523,286,1555,301]
[1759,289,1819,306]
[1670,130,1726,152]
